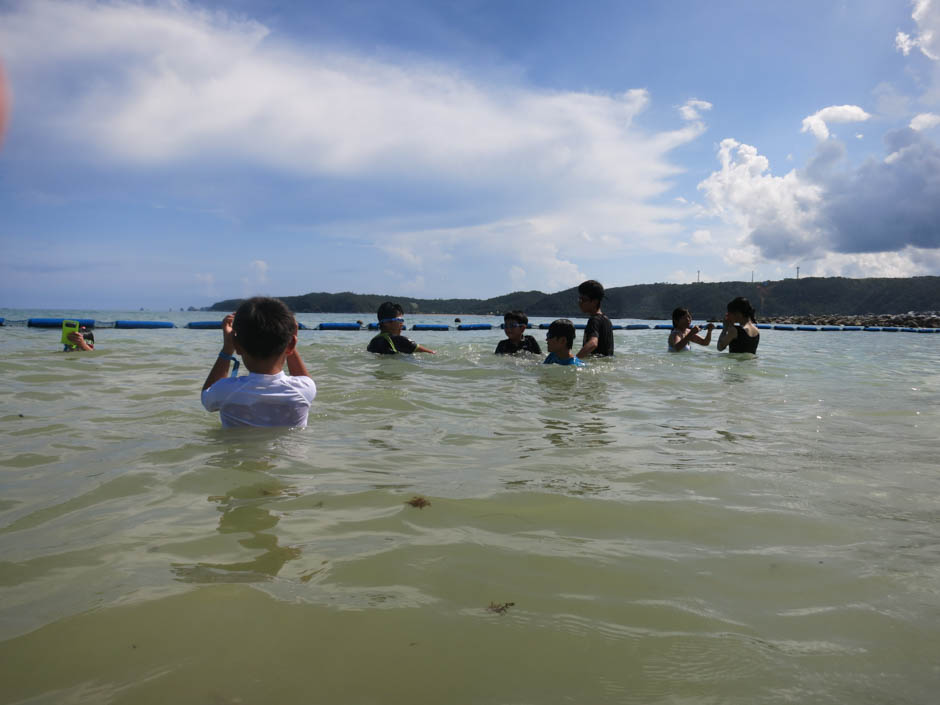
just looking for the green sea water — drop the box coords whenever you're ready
[1,310,938,704]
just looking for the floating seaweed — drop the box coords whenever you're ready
[487,601,514,614]
[406,496,431,509]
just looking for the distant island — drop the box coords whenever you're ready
[207,276,940,325]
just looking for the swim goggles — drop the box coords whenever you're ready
[378,317,405,323]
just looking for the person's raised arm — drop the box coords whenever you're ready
[671,327,700,351]
[717,316,737,351]
[693,323,715,346]
[285,331,312,377]
[202,314,235,391]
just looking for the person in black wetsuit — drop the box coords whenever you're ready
[494,310,541,355]
[575,279,614,359]
[717,296,760,354]
[367,302,436,355]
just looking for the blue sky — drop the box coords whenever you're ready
[1,0,939,310]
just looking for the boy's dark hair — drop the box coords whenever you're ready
[578,279,605,302]
[547,318,576,349]
[503,310,528,326]
[377,301,404,322]
[727,296,757,322]
[672,307,690,325]
[233,297,296,359]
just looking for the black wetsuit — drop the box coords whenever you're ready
[494,336,541,355]
[583,313,614,356]
[367,333,418,354]
[728,327,759,354]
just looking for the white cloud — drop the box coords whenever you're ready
[0,0,708,292]
[800,105,871,140]
[698,138,825,260]
[698,128,940,276]
[241,259,269,293]
[679,99,712,121]
[896,0,940,60]
[691,229,712,245]
[910,112,940,130]
[807,248,940,278]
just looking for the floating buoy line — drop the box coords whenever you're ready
[1,317,937,333]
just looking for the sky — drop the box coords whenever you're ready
[1,0,939,310]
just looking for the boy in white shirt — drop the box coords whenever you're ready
[201,297,316,429]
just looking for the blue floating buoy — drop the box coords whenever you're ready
[28,317,95,328]
[319,323,361,330]
[864,326,882,332]
[842,326,863,331]
[186,321,222,329]
[115,320,175,329]
[654,324,672,329]
[412,324,449,331]
[773,325,795,331]
[796,326,818,331]
[820,326,841,331]
[625,324,651,330]
[756,324,772,329]
[457,324,492,330]
[881,327,899,332]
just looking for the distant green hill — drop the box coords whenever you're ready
[208,276,940,319]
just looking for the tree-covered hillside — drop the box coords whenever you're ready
[208,276,940,319]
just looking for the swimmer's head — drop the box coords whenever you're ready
[503,310,528,341]
[546,318,576,349]
[672,307,691,327]
[577,280,604,314]
[232,297,297,360]
[727,297,756,323]
[377,302,405,332]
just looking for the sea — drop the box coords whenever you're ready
[1,308,938,705]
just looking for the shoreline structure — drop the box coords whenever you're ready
[752,312,940,328]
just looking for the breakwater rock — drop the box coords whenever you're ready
[760,312,940,328]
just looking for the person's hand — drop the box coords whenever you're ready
[691,325,701,335]
[722,312,733,328]
[66,331,90,350]
[706,322,715,331]
[221,314,235,353]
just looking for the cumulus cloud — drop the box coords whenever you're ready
[698,138,825,260]
[823,128,940,253]
[0,0,707,293]
[910,112,940,130]
[679,99,712,121]
[800,105,871,140]
[698,128,940,276]
[896,0,940,60]
[241,259,269,293]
